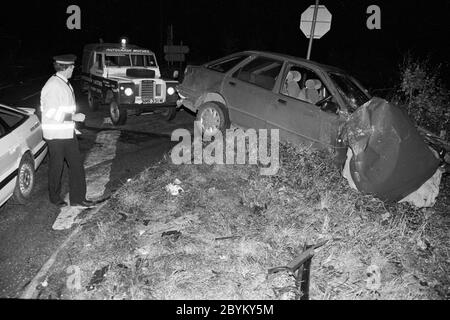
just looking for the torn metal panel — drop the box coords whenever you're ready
[340,97,440,201]
[399,167,443,207]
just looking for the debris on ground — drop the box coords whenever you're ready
[86,266,109,291]
[165,180,184,195]
[366,265,382,292]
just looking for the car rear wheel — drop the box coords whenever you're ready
[110,100,127,125]
[13,153,35,204]
[88,88,99,111]
[196,102,230,136]
[160,106,177,121]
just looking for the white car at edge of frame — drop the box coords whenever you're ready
[0,104,48,208]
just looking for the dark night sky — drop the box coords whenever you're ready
[1,0,449,88]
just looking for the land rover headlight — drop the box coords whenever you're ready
[124,87,133,96]
[167,87,175,95]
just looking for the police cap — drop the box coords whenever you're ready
[53,54,77,65]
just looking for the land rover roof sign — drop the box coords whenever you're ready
[83,43,154,54]
[105,48,151,54]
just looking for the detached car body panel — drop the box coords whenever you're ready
[341,98,440,201]
[177,51,442,201]
[0,104,47,207]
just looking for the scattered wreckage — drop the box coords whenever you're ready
[177,51,447,206]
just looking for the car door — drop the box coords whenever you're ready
[266,63,341,148]
[0,117,21,205]
[222,55,284,130]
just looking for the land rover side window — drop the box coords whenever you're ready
[232,56,283,91]
[95,53,103,69]
[206,55,249,73]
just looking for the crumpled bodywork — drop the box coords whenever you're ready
[340,97,440,201]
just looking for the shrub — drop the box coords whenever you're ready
[394,55,449,137]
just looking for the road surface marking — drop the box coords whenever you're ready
[0,84,14,90]
[21,91,41,101]
[21,199,109,299]
[52,130,120,230]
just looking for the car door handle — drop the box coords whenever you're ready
[278,99,287,105]
[228,81,236,86]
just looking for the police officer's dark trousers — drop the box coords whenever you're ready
[47,136,86,204]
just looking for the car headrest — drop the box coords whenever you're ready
[291,70,301,82]
[305,79,316,89]
[314,79,322,90]
[286,71,294,82]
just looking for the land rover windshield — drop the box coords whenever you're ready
[105,54,157,67]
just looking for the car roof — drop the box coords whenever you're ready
[0,103,27,115]
[241,50,346,74]
[83,43,154,54]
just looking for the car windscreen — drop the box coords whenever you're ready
[105,54,156,67]
[328,72,371,113]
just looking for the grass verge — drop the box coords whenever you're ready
[36,142,449,300]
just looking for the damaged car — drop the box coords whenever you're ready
[177,51,446,205]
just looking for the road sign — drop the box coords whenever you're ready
[164,53,185,62]
[164,45,190,54]
[300,4,332,39]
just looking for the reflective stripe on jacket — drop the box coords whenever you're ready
[40,74,76,139]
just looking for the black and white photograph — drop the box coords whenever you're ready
[0,0,448,305]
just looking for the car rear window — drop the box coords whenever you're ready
[0,121,6,138]
[0,108,26,130]
[206,55,249,73]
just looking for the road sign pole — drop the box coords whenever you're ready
[306,0,320,60]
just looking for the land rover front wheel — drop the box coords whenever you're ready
[88,88,99,111]
[160,106,177,121]
[13,153,35,204]
[110,100,127,125]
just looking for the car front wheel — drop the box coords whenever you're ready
[110,100,127,125]
[196,102,230,136]
[13,153,35,204]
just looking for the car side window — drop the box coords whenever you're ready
[232,56,283,91]
[281,65,338,113]
[206,55,249,73]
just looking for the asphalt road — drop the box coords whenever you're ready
[0,74,195,297]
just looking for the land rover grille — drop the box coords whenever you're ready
[140,80,154,102]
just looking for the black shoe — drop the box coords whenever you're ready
[70,200,96,208]
[51,200,68,207]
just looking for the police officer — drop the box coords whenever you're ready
[40,54,94,207]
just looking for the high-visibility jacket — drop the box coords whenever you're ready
[40,74,76,140]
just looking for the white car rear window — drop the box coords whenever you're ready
[0,109,25,130]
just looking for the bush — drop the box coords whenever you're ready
[394,55,450,137]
